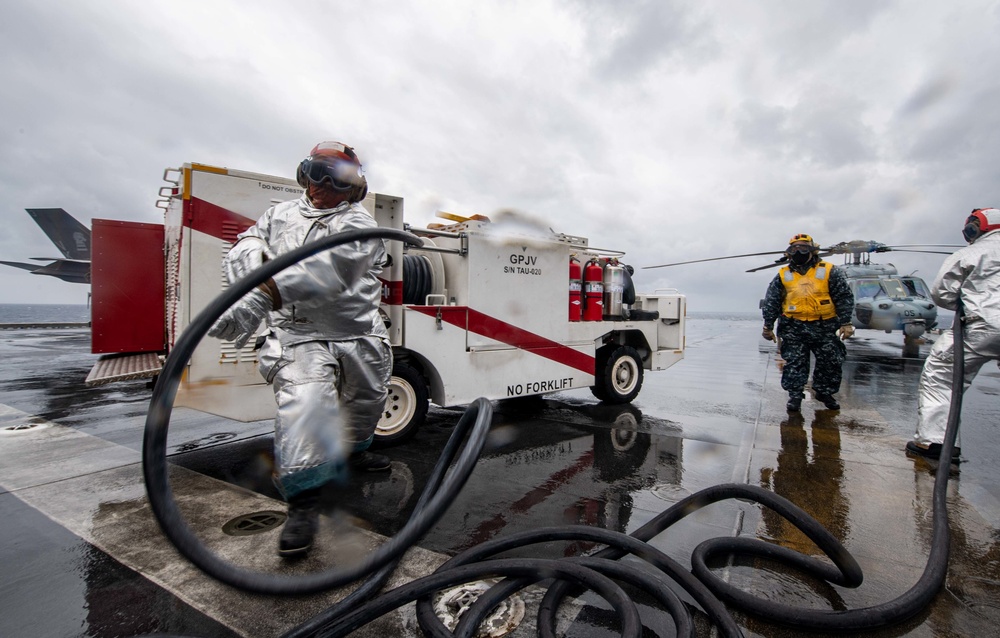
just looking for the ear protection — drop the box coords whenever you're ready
[963,208,1000,243]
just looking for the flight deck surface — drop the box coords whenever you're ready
[1,314,998,637]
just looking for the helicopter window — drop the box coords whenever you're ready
[882,279,909,299]
[855,280,883,299]
[901,277,931,299]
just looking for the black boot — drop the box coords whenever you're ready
[906,441,961,462]
[279,489,320,558]
[786,397,802,412]
[349,450,391,472]
[815,393,840,410]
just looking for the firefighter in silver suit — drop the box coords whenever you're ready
[908,208,1000,463]
[209,141,392,557]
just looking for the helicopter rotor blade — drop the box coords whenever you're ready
[744,251,836,273]
[885,244,963,249]
[643,250,787,270]
[744,262,784,273]
[884,249,956,255]
[646,239,958,273]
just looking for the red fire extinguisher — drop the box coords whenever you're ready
[583,259,604,322]
[569,256,582,321]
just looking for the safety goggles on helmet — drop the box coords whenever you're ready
[963,208,1000,243]
[787,243,815,255]
[297,156,363,191]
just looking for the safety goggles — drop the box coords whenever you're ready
[788,244,814,255]
[299,156,363,191]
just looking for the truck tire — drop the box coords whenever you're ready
[591,345,643,404]
[375,362,429,445]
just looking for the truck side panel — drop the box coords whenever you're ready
[168,165,302,421]
[402,307,595,406]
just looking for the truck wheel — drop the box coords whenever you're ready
[375,362,429,445]
[591,345,643,404]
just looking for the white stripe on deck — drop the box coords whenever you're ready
[0,402,448,637]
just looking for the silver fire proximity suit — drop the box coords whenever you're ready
[913,228,1000,448]
[224,196,391,498]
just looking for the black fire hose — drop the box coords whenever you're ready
[142,225,968,636]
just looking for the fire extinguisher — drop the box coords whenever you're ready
[603,258,625,319]
[569,256,582,321]
[583,258,604,322]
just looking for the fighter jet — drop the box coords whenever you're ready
[1,208,91,284]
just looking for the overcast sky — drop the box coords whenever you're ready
[2,0,998,313]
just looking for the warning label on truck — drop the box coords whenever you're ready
[257,182,303,195]
[507,377,574,397]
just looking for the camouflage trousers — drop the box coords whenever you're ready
[776,317,846,398]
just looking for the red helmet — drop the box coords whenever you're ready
[296,141,368,200]
[962,208,1000,243]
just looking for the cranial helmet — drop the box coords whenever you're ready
[787,233,819,252]
[962,208,1000,243]
[296,141,368,202]
[786,233,819,266]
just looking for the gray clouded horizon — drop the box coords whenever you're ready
[2,0,997,314]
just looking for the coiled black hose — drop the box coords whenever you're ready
[402,254,434,305]
[143,227,967,636]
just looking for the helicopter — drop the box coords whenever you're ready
[644,240,960,358]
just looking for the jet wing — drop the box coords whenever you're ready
[0,260,43,272]
[0,259,91,283]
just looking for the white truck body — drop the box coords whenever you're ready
[158,163,686,440]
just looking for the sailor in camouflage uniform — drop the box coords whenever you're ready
[761,234,856,412]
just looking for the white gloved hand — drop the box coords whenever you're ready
[837,324,855,340]
[208,287,273,349]
[762,326,775,341]
[224,237,275,285]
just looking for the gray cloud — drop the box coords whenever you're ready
[735,90,877,168]
[2,0,998,315]
[574,0,718,79]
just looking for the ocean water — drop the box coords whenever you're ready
[0,304,755,324]
[0,304,90,323]
[688,310,759,322]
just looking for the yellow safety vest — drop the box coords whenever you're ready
[780,261,838,321]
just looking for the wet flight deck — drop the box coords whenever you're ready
[1,314,998,637]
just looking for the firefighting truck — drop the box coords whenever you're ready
[85,163,686,443]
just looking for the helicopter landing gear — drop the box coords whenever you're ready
[903,334,921,358]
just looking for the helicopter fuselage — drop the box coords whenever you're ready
[843,263,937,339]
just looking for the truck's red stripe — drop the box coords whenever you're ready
[184,197,256,241]
[183,198,407,303]
[411,306,595,374]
